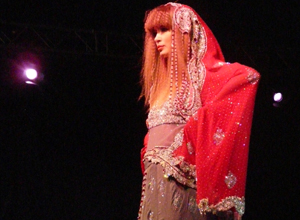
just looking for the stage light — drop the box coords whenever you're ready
[10,51,44,85]
[25,68,38,80]
[272,91,286,108]
[25,80,37,85]
[273,92,283,102]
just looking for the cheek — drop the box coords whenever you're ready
[166,33,172,46]
[169,33,172,44]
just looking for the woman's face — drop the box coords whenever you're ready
[154,27,172,57]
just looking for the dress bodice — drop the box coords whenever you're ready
[146,86,202,129]
[147,100,187,129]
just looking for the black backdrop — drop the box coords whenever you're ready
[1,0,299,219]
[0,55,147,219]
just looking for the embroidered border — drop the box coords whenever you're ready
[198,196,245,216]
[144,129,196,188]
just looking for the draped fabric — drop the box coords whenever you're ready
[174,63,260,215]
[141,62,259,216]
[140,2,260,217]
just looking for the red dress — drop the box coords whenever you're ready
[140,3,260,218]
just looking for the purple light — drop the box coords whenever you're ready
[25,81,37,85]
[273,92,283,102]
[25,68,38,80]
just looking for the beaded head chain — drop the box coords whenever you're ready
[141,3,207,115]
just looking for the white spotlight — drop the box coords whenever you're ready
[273,92,283,102]
[25,68,38,80]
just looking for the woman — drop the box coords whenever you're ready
[138,3,260,220]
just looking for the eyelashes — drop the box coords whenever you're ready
[150,26,170,37]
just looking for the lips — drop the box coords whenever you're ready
[157,45,164,51]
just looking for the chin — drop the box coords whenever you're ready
[159,51,169,57]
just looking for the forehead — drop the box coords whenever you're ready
[144,6,173,32]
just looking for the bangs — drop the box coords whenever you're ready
[144,5,173,33]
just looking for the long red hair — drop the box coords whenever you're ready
[140,4,190,108]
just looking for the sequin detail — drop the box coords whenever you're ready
[174,5,207,109]
[198,196,245,216]
[246,68,260,84]
[174,6,192,33]
[173,191,183,210]
[137,172,148,219]
[187,142,194,155]
[147,211,154,220]
[213,128,225,145]
[158,179,166,198]
[147,4,207,129]
[147,100,187,129]
[198,198,209,215]
[149,177,156,193]
[144,130,196,188]
[188,196,198,213]
[225,171,237,189]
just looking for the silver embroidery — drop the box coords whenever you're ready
[174,4,207,95]
[144,130,196,188]
[138,172,148,219]
[192,111,198,120]
[188,196,198,213]
[173,191,183,210]
[198,196,245,216]
[147,4,207,129]
[147,100,187,129]
[198,198,209,215]
[187,142,194,155]
[213,128,225,145]
[225,171,237,189]
[158,179,165,198]
[214,196,245,216]
[174,7,192,33]
[147,211,154,220]
[149,176,156,193]
[246,67,260,84]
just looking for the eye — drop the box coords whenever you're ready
[150,28,157,37]
[160,27,169,32]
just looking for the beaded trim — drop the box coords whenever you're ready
[246,67,260,84]
[147,4,207,129]
[143,129,197,188]
[147,100,187,129]
[137,172,148,219]
[198,196,245,216]
[173,4,207,93]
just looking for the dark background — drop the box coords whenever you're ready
[0,0,299,219]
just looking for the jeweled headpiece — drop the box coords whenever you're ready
[167,3,207,116]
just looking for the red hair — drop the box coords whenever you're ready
[140,4,190,108]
